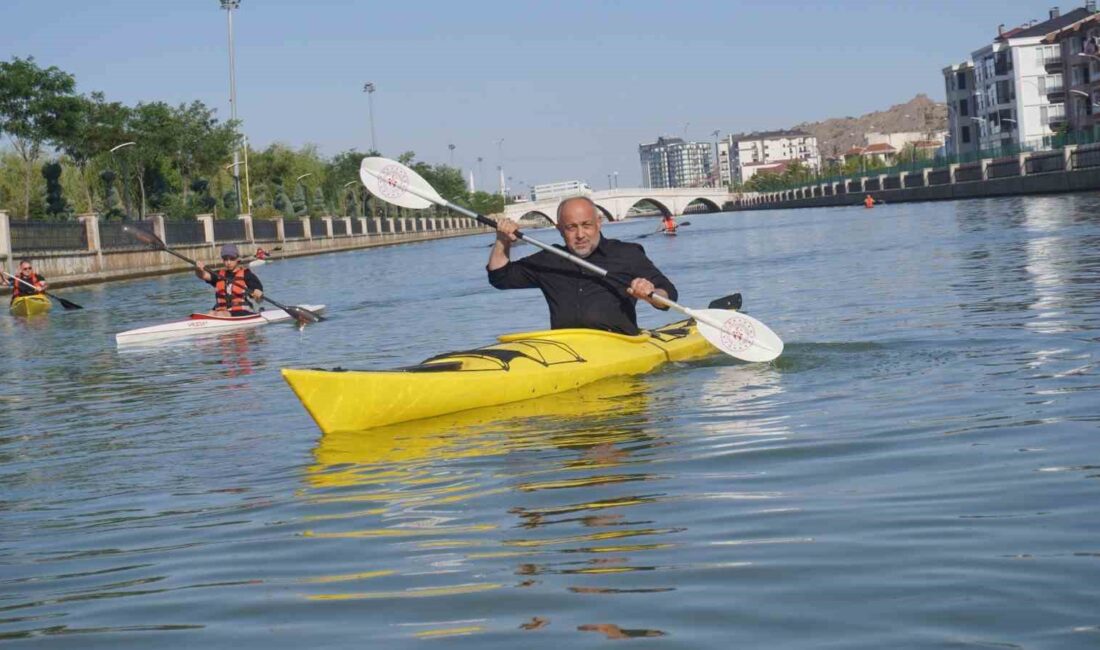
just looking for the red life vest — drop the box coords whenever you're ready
[11,272,43,299]
[215,267,250,312]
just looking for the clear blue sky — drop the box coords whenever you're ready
[0,0,1068,189]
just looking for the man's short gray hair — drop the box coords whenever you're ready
[556,195,599,221]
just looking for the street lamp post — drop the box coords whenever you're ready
[711,130,720,187]
[109,141,136,219]
[496,139,505,197]
[295,173,312,216]
[342,180,358,217]
[476,157,483,191]
[225,141,252,214]
[448,143,455,166]
[363,82,377,153]
[613,171,618,189]
[220,0,243,213]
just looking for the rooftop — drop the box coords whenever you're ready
[1000,6,1093,40]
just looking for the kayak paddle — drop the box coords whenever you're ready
[122,225,325,325]
[2,269,83,310]
[637,221,690,239]
[359,157,783,363]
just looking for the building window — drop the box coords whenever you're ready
[961,126,971,143]
[956,71,967,90]
[960,98,969,116]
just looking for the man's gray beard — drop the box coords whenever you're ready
[570,233,601,259]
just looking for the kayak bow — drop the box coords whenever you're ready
[9,295,52,317]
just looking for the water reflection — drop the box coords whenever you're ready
[300,365,797,640]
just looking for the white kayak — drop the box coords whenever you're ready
[115,304,326,346]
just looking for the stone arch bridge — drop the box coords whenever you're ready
[503,188,745,224]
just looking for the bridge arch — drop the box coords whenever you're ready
[627,198,672,218]
[592,203,615,222]
[683,197,721,213]
[518,210,554,225]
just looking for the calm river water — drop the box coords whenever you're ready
[2,196,1099,648]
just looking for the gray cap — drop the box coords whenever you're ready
[219,243,240,258]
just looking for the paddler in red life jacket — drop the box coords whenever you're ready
[254,247,269,260]
[193,244,264,317]
[4,259,48,304]
[661,214,677,233]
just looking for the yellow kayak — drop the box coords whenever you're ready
[9,294,52,317]
[283,318,713,433]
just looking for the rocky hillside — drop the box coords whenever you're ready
[791,94,948,160]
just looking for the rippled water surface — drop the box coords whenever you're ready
[2,196,1099,648]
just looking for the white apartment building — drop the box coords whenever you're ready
[967,7,1098,152]
[943,61,980,157]
[531,180,591,202]
[638,137,714,188]
[718,130,820,187]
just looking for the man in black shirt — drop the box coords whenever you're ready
[487,196,677,335]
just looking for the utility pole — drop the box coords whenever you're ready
[221,0,243,212]
[363,82,377,153]
[496,139,505,197]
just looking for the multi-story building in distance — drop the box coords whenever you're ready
[944,61,980,157]
[946,4,1099,154]
[718,130,820,187]
[638,137,714,188]
[531,180,591,202]
[1044,7,1100,134]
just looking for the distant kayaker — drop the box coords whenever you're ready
[661,214,677,233]
[4,260,48,304]
[488,196,677,335]
[194,244,264,317]
[255,247,269,260]
[864,195,875,208]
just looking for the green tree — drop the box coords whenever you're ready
[126,101,178,218]
[292,180,307,216]
[468,190,504,215]
[311,186,326,215]
[41,161,69,219]
[99,169,123,220]
[190,178,216,213]
[61,92,129,213]
[170,100,238,204]
[0,56,82,219]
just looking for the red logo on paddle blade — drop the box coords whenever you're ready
[718,316,755,352]
[377,165,409,200]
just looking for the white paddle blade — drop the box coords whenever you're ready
[691,309,784,363]
[359,157,438,210]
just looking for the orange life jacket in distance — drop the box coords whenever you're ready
[11,272,43,299]
[215,267,250,312]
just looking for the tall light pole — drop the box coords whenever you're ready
[448,143,455,166]
[477,156,484,191]
[711,129,721,187]
[363,82,377,153]
[220,0,243,213]
[496,138,505,197]
[110,141,136,219]
[342,180,358,217]
[613,170,619,189]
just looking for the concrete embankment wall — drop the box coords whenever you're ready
[1,213,494,290]
[745,167,1100,211]
[734,144,1100,211]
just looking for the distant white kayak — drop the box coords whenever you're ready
[115,304,326,346]
[248,259,268,268]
